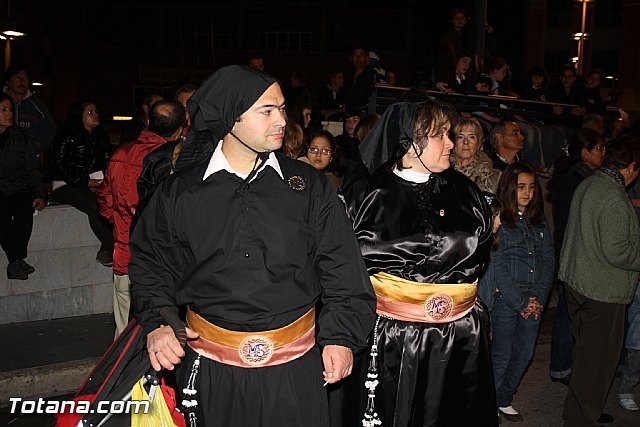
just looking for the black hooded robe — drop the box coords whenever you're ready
[129,65,376,426]
[332,102,498,427]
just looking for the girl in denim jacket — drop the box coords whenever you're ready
[479,162,555,422]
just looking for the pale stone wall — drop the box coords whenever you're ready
[0,205,113,324]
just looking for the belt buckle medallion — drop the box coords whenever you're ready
[424,293,454,321]
[239,335,274,366]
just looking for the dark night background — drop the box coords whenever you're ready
[1,0,636,124]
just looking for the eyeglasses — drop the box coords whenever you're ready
[307,147,332,156]
[85,110,99,115]
[0,107,13,113]
[593,145,606,152]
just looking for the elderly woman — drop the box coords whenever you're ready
[450,117,501,193]
[0,92,47,280]
[345,100,497,426]
[560,135,640,426]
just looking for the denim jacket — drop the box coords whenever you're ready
[478,214,555,312]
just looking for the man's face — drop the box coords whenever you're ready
[7,70,29,96]
[249,58,264,72]
[456,57,471,75]
[587,72,602,89]
[452,12,466,30]
[231,83,286,152]
[302,108,312,129]
[499,122,524,151]
[350,49,369,70]
[330,72,344,88]
[531,74,544,87]
[561,70,576,89]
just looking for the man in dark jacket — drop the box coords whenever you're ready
[0,92,46,280]
[343,46,376,112]
[97,100,185,337]
[3,65,57,153]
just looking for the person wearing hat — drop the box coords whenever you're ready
[345,100,497,426]
[128,65,376,426]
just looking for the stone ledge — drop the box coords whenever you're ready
[0,358,99,407]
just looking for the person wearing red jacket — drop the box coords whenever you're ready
[98,100,186,337]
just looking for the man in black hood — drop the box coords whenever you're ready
[129,65,375,426]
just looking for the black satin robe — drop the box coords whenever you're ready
[338,166,498,427]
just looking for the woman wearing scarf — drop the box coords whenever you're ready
[560,135,640,426]
[450,117,501,193]
[345,100,497,426]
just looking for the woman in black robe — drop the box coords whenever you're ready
[346,101,498,426]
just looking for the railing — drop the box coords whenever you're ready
[369,84,621,128]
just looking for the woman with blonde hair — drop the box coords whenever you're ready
[450,117,501,193]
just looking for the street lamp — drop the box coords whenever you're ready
[1,1,26,70]
[573,0,594,75]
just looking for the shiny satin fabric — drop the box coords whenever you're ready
[351,167,493,284]
[372,272,477,323]
[375,303,497,426]
[338,165,497,426]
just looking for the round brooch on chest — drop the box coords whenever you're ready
[239,335,274,366]
[424,293,454,321]
[288,176,306,191]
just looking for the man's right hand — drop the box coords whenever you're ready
[147,325,199,371]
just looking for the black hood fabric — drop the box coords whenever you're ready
[187,65,280,142]
[359,102,418,174]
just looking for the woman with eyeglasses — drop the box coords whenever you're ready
[51,98,114,266]
[0,92,47,280]
[546,128,606,387]
[301,130,344,191]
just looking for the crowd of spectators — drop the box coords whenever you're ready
[1,8,640,425]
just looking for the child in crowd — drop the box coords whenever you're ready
[479,162,555,422]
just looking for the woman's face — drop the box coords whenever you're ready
[453,125,480,165]
[582,142,606,170]
[415,121,454,173]
[82,103,100,132]
[306,136,332,171]
[516,172,536,213]
[492,212,502,234]
[0,99,14,132]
